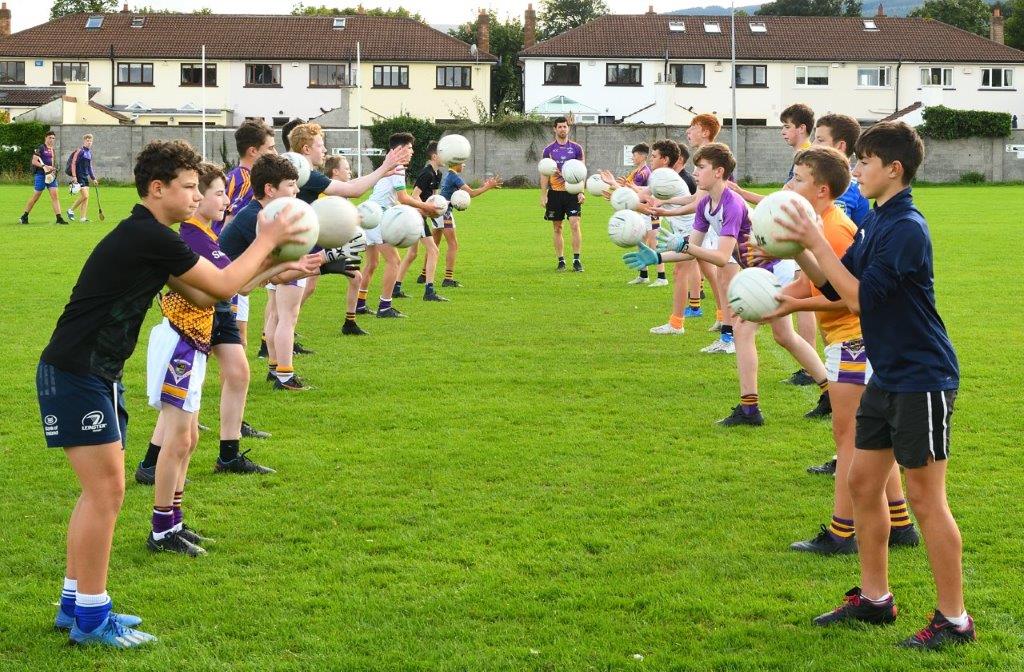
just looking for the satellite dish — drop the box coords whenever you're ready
[470,44,479,57]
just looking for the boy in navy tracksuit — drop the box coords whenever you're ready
[775,121,973,650]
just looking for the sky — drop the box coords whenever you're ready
[8,1,726,33]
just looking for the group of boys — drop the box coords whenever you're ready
[19,131,100,225]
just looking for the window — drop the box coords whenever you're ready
[598,115,616,124]
[749,22,767,33]
[920,67,952,87]
[670,63,705,87]
[863,19,877,31]
[606,63,641,86]
[0,61,25,84]
[131,17,145,28]
[310,64,350,87]
[272,116,290,127]
[734,64,767,87]
[981,67,1013,89]
[857,66,890,87]
[436,66,471,89]
[795,65,829,87]
[246,64,282,87]
[181,63,217,87]
[372,65,408,88]
[332,17,346,29]
[543,62,580,85]
[669,21,685,32]
[52,62,88,84]
[85,16,103,29]
[704,21,721,33]
[117,62,154,86]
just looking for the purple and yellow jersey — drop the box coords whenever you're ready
[694,188,768,270]
[180,216,235,313]
[541,140,584,191]
[626,163,651,187]
[217,165,253,235]
[34,144,54,175]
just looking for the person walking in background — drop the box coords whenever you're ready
[20,130,66,225]
[67,134,99,222]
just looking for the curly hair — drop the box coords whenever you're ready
[134,140,203,197]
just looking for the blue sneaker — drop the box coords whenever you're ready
[684,307,703,318]
[55,608,142,631]
[69,614,156,648]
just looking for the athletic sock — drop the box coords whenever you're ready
[817,379,830,393]
[379,297,392,311]
[720,324,734,343]
[863,592,892,605]
[740,393,759,415]
[141,442,162,469]
[444,269,453,280]
[689,296,701,309]
[657,271,666,280]
[716,309,724,321]
[827,515,855,541]
[393,281,403,294]
[425,282,435,295]
[345,311,356,323]
[219,438,239,463]
[74,592,112,633]
[152,506,174,540]
[557,256,565,264]
[268,362,277,377]
[172,490,184,530]
[946,611,971,628]
[60,577,77,618]
[275,365,294,383]
[573,254,580,261]
[639,269,649,279]
[356,289,367,309]
[669,314,684,330]
[888,499,912,529]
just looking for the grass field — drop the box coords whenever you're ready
[1,182,1023,671]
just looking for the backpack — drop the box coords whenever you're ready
[64,149,78,177]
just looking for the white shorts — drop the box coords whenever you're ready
[664,215,693,237]
[268,277,307,290]
[364,226,384,246]
[772,259,798,286]
[430,209,455,230]
[146,320,207,413]
[234,294,249,322]
[824,339,873,385]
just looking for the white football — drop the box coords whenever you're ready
[564,180,585,195]
[311,196,360,248]
[586,174,608,196]
[649,167,686,200]
[356,200,383,229]
[751,190,817,258]
[426,194,449,214]
[259,197,319,261]
[610,187,640,211]
[280,152,311,188]
[538,157,557,176]
[560,159,587,184]
[379,204,424,248]
[728,267,782,321]
[607,210,651,248]
[437,134,472,166]
[450,190,471,211]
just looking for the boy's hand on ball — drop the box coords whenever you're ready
[760,294,799,321]
[258,203,310,247]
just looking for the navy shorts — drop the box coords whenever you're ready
[211,310,243,347]
[36,361,128,449]
[544,190,582,221]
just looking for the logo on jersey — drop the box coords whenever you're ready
[81,411,107,432]
[44,414,59,437]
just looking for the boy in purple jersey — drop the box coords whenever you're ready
[540,117,585,271]
[621,143,666,286]
[20,130,66,225]
[67,134,99,222]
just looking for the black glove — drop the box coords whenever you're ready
[320,257,360,278]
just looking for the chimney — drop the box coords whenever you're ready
[991,7,1004,44]
[121,2,130,12]
[0,2,11,38]
[356,4,366,14]
[647,4,656,13]
[876,3,885,17]
[524,3,536,47]
[477,9,490,55]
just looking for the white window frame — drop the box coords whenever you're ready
[856,65,891,88]
[920,67,953,88]
[981,67,1014,89]
[795,64,829,87]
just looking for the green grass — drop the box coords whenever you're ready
[1,183,1023,671]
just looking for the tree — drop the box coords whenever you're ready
[450,12,525,115]
[1002,0,1024,49]
[537,0,609,41]
[908,0,991,36]
[756,0,862,16]
[291,3,424,22]
[50,0,116,19]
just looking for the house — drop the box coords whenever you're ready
[517,6,1024,126]
[0,3,496,127]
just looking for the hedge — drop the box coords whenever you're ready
[918,106,1011,140]
[368,116,442,179]
[0,121,50,176]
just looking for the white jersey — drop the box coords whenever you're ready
[661,179,695,235]
[368,167,406,210]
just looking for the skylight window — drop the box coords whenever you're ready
[704,21,721,33]
[131,17,145,28]
[669,21,685,32]
[85,16,103,29]
[333,17,346,29]
[749,22,767,33]
[863,19,878,31]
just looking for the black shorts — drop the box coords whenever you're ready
[855,380,957,468]
[36,361,128,448]
[545,189,581,221]
[211,310,243,347]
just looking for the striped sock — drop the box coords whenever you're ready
[152,506,174,540]
[740,393,759,414]
[172,490,183,529]
[889,499,912,529]
[60,577,77,618]
[268,362,277,377]
[276,365,294,383]
[669,314,684,330]
[74,592,112,634]
[828,515,855,541]
[345,311,356,323]
[817,379,830,393]
[688,296,701,309]
[444,269,453,280]
[379,297,392,311]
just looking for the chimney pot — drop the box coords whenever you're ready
[0,1,10,38]
[990,5,1005,44]
[876,3,885,17]
[476,9,490,55]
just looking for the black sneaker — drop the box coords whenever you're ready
[441,278,462,288]
[805,392,832,419]
[900,611,975,650]
[56,215,68,225]
[266,369,277,382]
[256,339,268,358]
[19,213,29,225]
[293,341,315,355]
[273,375,308,391]
[807,457,838,475]
[786,368,815,386]
[556,260,567,272]
[134,462,156,485]
[147,530,206,557]
[814,587,897,626]
[572,259,584,272]
[215,449,276,474]
[355,305,376,316]
[790,525,857,555]
[177,524,214,546]
[415,274,426,284]
[424,291,449,302]
[717,404,765,427]
[889,524,921,548]
[241,420,271,439]
[393,288,410,299]
[341,320,369,336]
[376,306,406,318]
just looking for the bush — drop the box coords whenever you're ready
[959,171,986,184]
[919,106,1012,140]
[0,121,50,176]
[368,116,442,179]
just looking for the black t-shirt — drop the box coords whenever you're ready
[414,165,442,200]
[679,168,697,195]
[218,199,262,261]
[41,204,200,381]
[298,170,332,204]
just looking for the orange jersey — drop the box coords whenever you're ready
[811,205,862,345]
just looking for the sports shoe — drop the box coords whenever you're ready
[707,320,723,333]
[889,524,921,548]
[273,374,308,391]
[198,422,211,432]
[177,524,214,546]
[415,273,426,284]
[701,338,735,354]
[66,208,76,222]
[717,404,765,427]
[215,449,276,474]
[650,323,684,335]
[79,218,90,223]
[786,368,815,386]
[293,341,314,355]
[341,320,369,335]
[240,420,271,439]
[376,306,406,318]
[899,611,975,650]
[790,525,858,555]
[355,305,376,316]
[424,291,449,302]
[393,288,410,299]
[807,457,837,475]
[684,307,703,318]
[441,278,463,288]
[56,608,142,631]
[572,259,584,272]
[56,215,68,225]
[648,277,668,287]
[68,614,156,648]
[556,260,567,271]
[627,276,649,285]
[813,587,897,626]
[134,461,156,485]
[266,369,277,382]
[805,393,832,419]
[256,339,268,358]
[147,530,206,557]
[19,213,28,225]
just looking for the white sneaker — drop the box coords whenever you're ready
[650,322,684,335]
[79,217,90,222]
[701,338,735,354]
[648,278,669,288]
[627,276,649,285]
[707,320,723,333]
[66,208,76,222]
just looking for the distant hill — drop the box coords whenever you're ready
[666,2,924,17]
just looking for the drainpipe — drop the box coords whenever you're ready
[894,57,902,114]
[109,44,115,108]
